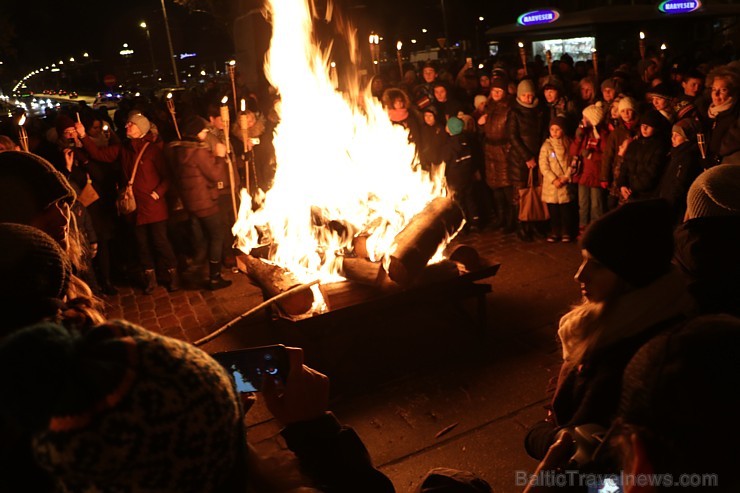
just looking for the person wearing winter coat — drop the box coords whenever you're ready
[382,87,424,148]
[478,78,513,232]
[540,76,577,138]
[674,164,740,317]
[417,106,447,173]
[444,117,479,232]
[571,102,609,231]
[601,96,641,211]
[658,119,702,223]
[75,114,179,294]
[701,65,740,167]
[524,200,694,461]
[507,79,545,242]
[168,116,233,290]
[538,117,575,242]
[618,109,671,202]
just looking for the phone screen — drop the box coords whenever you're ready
[212,345,288,393]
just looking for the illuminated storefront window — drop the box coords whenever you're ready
[532,37,596,62]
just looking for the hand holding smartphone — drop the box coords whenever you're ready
[212,344,289,393]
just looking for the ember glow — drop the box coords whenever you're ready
[233,0,452,297]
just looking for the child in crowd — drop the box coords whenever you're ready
[571,102,608,231]
[658,118,702,223]
[538,117,575,242]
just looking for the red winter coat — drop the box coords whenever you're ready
[82,133,169,225]
[570,125,609,189]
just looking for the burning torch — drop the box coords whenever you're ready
[639,31,646,60]
[220,95,238,218]
[396,41,404,79]
[227,60,239,117]
[518,42,527,76]
[18,114,29,152]
[369,34,379,75]
[237,98,252,195]
[591,48,599,81]
[166,92,182,140]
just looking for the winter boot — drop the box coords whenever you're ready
[167,268,181,292]
[143,269,157,295]
[208,261,232,291]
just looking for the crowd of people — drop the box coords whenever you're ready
[0,42,740,493]
[373,50,740,244]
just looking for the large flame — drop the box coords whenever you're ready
[233,0,448,296]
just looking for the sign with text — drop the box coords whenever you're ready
[658,0,701,14]
[517,9,560,27]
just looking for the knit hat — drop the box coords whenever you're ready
[671,118,696,142]
[490,77,508,91]
[0,320,244,493]
[617,96,637,113]
[0,151,75,225]
[128,113,151,136]
[618,315,740,478]
[182,115,209,140]
[549,116,568,132]
[647,82,673,100]
[541,75,563,93]
[473,95,488,110]
[517,79,536,100]
[582,101,605,133]
[0,223,71,333]
[581,199,674,287]
[55,114,76,139]
[640,109,665,130]
[686,164,740,219]
[600,77,622,94]
[446,116,464,136]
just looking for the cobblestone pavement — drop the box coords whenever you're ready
[102,227,582,493]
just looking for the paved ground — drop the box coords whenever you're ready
[101,227,582,493]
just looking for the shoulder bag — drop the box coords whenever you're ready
[518,168,550,222]
[116,142,150,216]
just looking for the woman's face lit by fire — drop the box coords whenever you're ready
[574,250,631,303]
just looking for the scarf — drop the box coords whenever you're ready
[558,268,695,373]
[388,108,409,123]
[708,97,735,119]
[517,97,539,109]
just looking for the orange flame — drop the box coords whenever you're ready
[233,0,450,303]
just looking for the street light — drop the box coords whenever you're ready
[140,21,158,77]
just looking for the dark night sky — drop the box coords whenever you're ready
[1,0,522,75]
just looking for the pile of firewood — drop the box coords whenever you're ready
[237,197,486,318]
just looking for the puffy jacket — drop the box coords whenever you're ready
[168,140,225,218]
[82,132,169,225]
[570,124,609,188]
[617,134,670,200]
[539,137,574,204]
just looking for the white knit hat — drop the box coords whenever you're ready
[582,102,605,138]
[686,164,740,219]
[618,96,637,113]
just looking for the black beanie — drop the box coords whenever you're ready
[581,199,674,287]
[182,115,209,140]
[0,223,71,333]
[640,109,666,131]
[0,151,75,224]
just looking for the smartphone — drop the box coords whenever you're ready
[212,344,289,393]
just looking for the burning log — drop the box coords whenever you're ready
[387,197,464,286]
[237,254,314,316]
[352,234,370,259]
[339,257,387,286]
